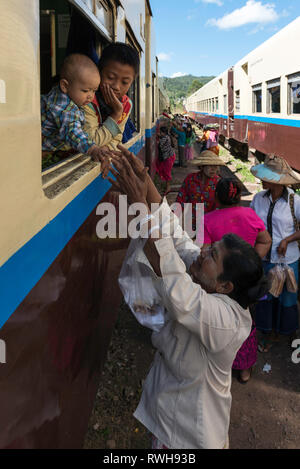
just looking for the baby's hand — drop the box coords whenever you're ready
[87,145,113,178]
[99,152,113,179]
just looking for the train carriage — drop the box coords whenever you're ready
[0,0,160,449]
[186,17,300,170]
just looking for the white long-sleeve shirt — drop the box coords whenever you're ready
[132,201,252,449]
[251,188,300,264]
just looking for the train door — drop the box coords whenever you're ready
[228,67,234,139]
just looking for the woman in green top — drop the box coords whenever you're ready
[184,124,196,161]
[171,121,187,167]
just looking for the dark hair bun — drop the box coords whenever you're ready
[216,178,242,206]
[247,276,269,304]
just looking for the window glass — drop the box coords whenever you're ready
[267,79,280,113]
[288,74,300,115]
[268,86,280,113]
[252,85,262,113]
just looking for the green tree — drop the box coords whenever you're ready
[187,79,203,96]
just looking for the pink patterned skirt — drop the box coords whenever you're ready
[156,153,176,182]
[232,321,257,370]
[184,144,194,161]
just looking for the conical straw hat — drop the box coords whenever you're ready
[250,154,300,185]
[191,150,226,166]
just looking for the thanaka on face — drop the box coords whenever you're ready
[189,240,233,295]
[100,60,136,99]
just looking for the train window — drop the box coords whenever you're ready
[235,90,240,112]
[216,97,219,112]
[267,79,280,113]
[126,27,141,132]
[288,73,300,115]
[94,0,114,38]
[252,84,262,113]
[224,95,228,115]
[152,72,156,123]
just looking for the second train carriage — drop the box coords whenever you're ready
[0,0,161,449]
[186,17,300,170]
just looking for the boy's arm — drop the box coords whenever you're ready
[83,104,123,148]
[107,111,132,150]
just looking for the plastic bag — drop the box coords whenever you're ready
[285,265,298,293]
[268,263,286,298]
[118,238,167,332]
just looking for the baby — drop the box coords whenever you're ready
[41,54,110,173]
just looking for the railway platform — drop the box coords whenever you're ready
[162,141,260,208]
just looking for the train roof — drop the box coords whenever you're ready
[190,16,300,96]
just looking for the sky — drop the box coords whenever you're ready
[151,0,299,78]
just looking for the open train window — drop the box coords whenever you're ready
[152,72,156,123]
[267,79,280,114]
[252,84,262,113]
[224,95,228,115]
[288,73,300,115]
[235,90,240,112]
[126,26,141,133]
[40,0,113,196]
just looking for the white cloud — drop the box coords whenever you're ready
[198,0,223,6]
[157,52,173,62]
[207,0,279,30]
[171,72,188,78]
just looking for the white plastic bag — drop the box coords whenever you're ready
[118,238,167,332]
[268,262,286,298]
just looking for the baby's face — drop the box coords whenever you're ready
[65,69,100,107]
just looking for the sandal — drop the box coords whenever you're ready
[258,337,273,353]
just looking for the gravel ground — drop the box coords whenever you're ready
[84,301,300,450]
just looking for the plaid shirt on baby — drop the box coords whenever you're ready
[41,86,94,154]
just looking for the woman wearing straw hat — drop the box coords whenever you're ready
[176,150,225,232]
[250,154,300,352]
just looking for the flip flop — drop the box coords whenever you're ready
[258,337,273,353]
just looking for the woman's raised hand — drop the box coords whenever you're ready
[108,151,149,205]
[115,144,149,182]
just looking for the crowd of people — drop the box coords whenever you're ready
[40,39,300,449]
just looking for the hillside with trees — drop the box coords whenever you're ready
[159,74,215,112]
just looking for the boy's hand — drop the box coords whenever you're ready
[101,84,123,122]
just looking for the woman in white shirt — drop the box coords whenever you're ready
[250,154,300,352]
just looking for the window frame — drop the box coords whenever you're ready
[235,90,240,113]
[125,25,141,133]
[266,78,281,114]
[287,72,300,116]
[252,83,262,113]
